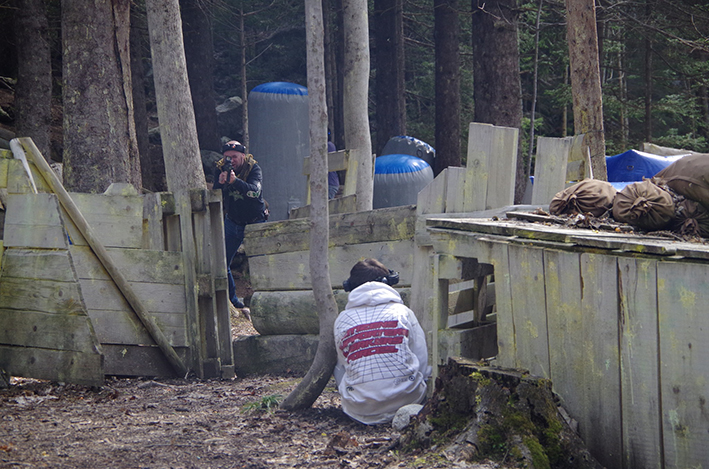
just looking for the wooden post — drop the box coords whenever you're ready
[17,137,188,377]
[530,136,574,205]
[464,123,518,211]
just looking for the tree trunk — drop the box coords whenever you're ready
[566,0,607,180]
[526,0,542,177]
[471,0,525,200]
[14,0,52,161]
[434,0,461,174]
[325,0,346,149]
[181,0,220,152]
[146,0,206,191]
[62,0,141,193]
[643,0,653,144]
[281,0,338,410]
[239,6,249,147]
[131,2,163,192]
[343,0,373,212]
[373,0,406,156]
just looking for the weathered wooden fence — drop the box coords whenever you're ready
[0,139,234,385]
[425,215,709,469]
[237,204,416,375]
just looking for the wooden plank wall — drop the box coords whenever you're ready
[0,187,104,386]
[428,226,709,469]
[243,205,417,335]
[0,149,234,382]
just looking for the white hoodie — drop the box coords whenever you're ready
[333,281,431,425]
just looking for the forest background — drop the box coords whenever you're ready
[0,0,708,197]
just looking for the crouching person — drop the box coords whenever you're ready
[334,258,431,425]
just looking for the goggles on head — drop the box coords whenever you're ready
[222,141,246,154]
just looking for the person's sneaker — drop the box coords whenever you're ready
[240,307,251,321]
[232,297,246,309]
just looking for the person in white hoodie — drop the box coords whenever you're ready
[334,258,431,425]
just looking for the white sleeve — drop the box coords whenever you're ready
[405,308,431,379]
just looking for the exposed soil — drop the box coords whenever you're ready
[0,374,509,469]
[0,259,509,469]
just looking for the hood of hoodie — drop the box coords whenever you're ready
[345,281,403,309]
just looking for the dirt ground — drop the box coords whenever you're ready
[0,265,507,469]
[0,362,502,469]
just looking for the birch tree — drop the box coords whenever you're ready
[343,0,373,212]
[281,0,338,410]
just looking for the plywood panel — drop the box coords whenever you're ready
[618,257,662,469]
[70,246,185,284]
[6,159,52,193]
[248,239,416,291]
[101,344,188,378]
[0,309,99,352]
[2,249,77,282]
[657,260,709,469]
[0,345,103,386]
[4,193,62,225]
[3,193,68,248]
[3,224,68,249]
[464,123,517,212]
[87,309,187,347]
[416,169,448,216]
[0,158,8,188]
[79,278,186,314]
[485,242,514,368]
[531,136,573,205]
[507,243,549,377]
[244,205,416,256]
[544,249,584,413]
[578,253,622,469]
[62,192,143,248]
[0,277,84,314]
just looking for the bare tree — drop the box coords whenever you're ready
[281,0,338,410]
[62,0,142,193]
[14,0,52,161]
[343,0,373,211]
[373,0,406,155]
[566,0,607,180]
[146,0,206,191]
[434,0,461,173]
[182,0,221,152]
[471,0,525,200]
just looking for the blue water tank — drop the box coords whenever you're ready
[373,154,434,209]
[248,82,309,221]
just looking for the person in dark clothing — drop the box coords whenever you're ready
[212,140,267,313]
[328,140,340,199]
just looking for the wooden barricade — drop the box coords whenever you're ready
[0,140,234,384]
[290,149,362,219]
[425,216,709,469]
[239,204,416,374]
[411,122,520,376]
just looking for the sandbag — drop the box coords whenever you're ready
[549,179,617,217]
[671,198,709,238]
[612,180,674,231]
[654,154,709,208]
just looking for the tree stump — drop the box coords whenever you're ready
[401,357,602,468]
